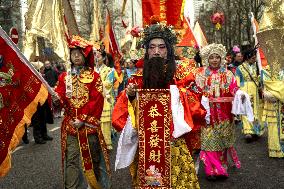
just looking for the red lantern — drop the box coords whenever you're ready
[210,12,225,30]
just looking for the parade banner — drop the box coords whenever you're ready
[103,9,122,69]
[0,27,48,177]
[177,17,197,47]
[142,0,184,28]
[24,0,69,62]
[137,89,172,189]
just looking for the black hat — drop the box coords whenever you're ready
[244,48,257,60]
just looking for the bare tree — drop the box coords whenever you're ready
[198,0,265,49]
[0,0,25,47]
[73,0,94,39]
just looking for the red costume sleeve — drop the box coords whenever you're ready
[176,73,206,131]
[179,88,206,131]
[112,90,129,132]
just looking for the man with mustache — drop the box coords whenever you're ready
[112,23,204,189]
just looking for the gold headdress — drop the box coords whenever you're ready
[200,43,227,66]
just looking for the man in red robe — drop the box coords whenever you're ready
[112,23,205,189]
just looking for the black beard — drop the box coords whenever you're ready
[143,57,168,89]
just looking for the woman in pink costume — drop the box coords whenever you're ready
[196,43,242,181]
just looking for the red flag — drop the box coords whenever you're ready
[103,9,122,75]
[165,0,184,28]
[177,17,197,47]
[0,27,48,177]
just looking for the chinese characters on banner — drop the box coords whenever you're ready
[137,89,172,188]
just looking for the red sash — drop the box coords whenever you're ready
[78,128,101,189]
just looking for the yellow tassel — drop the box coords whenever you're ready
[215,23,222,30]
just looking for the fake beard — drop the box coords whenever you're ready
[143,57,168,89]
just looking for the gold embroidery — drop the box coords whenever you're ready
[87,116,99,125]
[95,77,103,94]
[79,69,94,84]
[70,76,89,109]
[0,63,14,87]
[147,120,161,133]
[79,114,88,120]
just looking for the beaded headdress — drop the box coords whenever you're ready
[200,43,227,66]
[140,23,178,47]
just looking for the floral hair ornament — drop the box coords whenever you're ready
[200,43,227,66]
[232,45,241,53]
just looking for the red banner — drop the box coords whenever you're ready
[142,0,184,28]
[142,0,160,25]
[137,89,172,188]
[103,8,122,75]
[0,29,48,177]
[165,0,183,28]
[177,17,197,47]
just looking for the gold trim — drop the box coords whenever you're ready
[96,126,111,176]
[78,129,101,189]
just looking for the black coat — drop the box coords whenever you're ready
[44,68,58,87]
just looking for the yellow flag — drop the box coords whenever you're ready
[23,0,69,61]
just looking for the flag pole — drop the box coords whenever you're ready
[0,26,56,96]
[250,12,262,74]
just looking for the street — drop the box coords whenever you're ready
[0,118,284,189]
